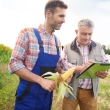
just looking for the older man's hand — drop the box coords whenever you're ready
[96,71,108,79]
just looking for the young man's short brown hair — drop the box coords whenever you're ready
[45,0,68,15]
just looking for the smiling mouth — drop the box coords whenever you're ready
[58,24,62,27]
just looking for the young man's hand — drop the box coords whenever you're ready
[39,77,55,92]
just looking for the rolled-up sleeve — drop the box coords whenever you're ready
[8,29,29,73]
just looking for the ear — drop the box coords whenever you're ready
[75,30,78,34]
[46,10,52,19]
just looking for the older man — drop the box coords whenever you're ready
[56,19,108,110]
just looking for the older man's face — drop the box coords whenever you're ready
[76,26,93,46]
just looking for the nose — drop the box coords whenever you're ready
[86,35,91,40]
[63,18,65,23]
[62,17,65,23]
[87,34,90,37]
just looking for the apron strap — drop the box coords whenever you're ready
[33,28,43,48]
[54,35,59,52]
[33,28,59,51]
[16,29,42,102]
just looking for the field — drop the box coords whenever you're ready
[0,63,110,110]
[0,63,18,110]
[0,44,110,110]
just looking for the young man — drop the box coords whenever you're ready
[56,19,108,110]
[8,0,68,110]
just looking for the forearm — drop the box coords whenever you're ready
[75,60,94,73]
[56,65,84,74]
[74,66,84,73]
[15,67,56,92]
[15,67,43,84]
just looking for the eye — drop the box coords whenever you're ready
[89,33,92,36]
[59,15,65,18]
[81,33,92,36]
[81,33,86,35]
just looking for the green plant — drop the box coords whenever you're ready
[0,63,19,110]
[0,44,12,63]
[0,44,110,110]
[98,75,110,110]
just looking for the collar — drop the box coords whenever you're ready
[37,24,55,37]
[70,37,96,53]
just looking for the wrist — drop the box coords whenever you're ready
[75,66,83,73]
[36,75,43,84]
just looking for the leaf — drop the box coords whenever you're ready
[56,82,66,103]
[66,86,76,99]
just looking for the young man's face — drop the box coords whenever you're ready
[48,7,66,30]
[75,26,93,46]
